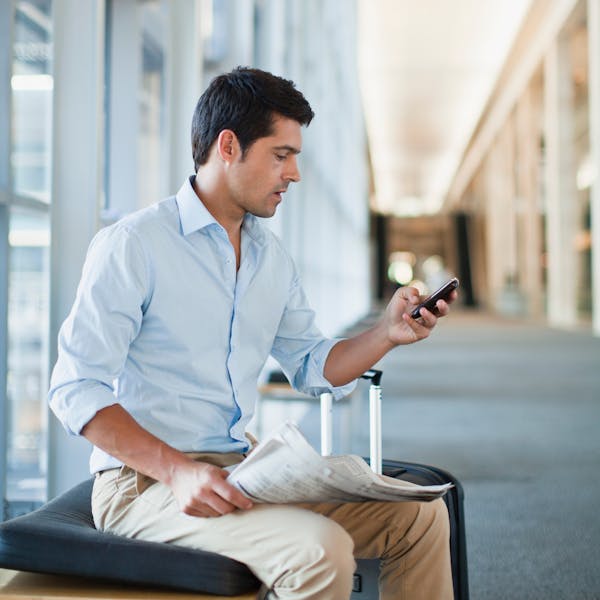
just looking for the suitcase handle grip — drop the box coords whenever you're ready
[360,369,383,386]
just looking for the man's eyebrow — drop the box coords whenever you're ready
[272,144,301,154]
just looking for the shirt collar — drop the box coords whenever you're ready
[241,213,267,246]
[175,176,267,246]
[176,176,218,236]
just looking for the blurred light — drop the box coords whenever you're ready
[391,196,424,218]
[408,279,427,294]
[388,261,413,285]
[9,230,50,247]
[574,230,591,251]
[576,154,596,190]
[11,74,53,91]
[389,251,416,266]
[201,0,214,40]
[422,255,444,277]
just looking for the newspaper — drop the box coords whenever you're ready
[227,422,452,503]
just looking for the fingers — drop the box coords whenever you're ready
[182,492,238,518]
[395,285,421,305]
[409,293,455,323]
[182,503,221,518]
[433,298,450,317]
[198,478,253,517]
[403,309,435,336]
[388,284,457,345]
[174,462,253,518]
[447,289,458,304]
[212,475,253,511]
[404,300,441,330]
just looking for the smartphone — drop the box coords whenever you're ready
[410,277,459,319]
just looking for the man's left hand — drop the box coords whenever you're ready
[382,286,457,347]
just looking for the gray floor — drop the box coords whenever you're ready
[295,310,600,600]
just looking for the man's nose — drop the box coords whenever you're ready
[285,156,301,183]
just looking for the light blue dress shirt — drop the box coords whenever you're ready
[49,177,355,473]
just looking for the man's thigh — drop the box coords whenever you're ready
[301,498,448,560]
[92,467,354,590]
[93,468,436,559]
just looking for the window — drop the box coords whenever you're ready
[2,0,53,515]
[138,0,167,205]
[12,0,53,203]
[104,0,168,218]
[6,208,50,504]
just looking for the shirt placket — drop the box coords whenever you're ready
[213,226,243,436]
[226,231,258,443]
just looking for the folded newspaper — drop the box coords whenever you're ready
[227,422,452,503]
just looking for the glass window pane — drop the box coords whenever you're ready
[6,208,50,503]
[12,0,53,203]
[138,0,167,206]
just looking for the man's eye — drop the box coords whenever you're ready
[275,154,287,161]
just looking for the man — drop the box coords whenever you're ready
[49,67,456,599]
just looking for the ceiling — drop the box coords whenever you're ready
[357,0,533,217]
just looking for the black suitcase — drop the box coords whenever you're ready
[320,370,469,600]
[352,459,468,600]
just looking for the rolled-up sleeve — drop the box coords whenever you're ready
[48,225,150,435]
[270,274,356,400]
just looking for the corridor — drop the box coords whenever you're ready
[300,310,600,599]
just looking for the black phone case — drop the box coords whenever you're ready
[411,278,459,319]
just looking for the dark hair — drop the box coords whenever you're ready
[191,67,314,170]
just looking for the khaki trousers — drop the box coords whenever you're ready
[92,453,453,600]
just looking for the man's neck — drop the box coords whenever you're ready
[193,172,243,270]
[192,172,244,238]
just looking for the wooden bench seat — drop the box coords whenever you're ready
[0,569,257,599]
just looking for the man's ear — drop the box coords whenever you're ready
[216,129,239,164]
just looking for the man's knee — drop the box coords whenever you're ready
[387,496,449,533]
[410,497,450,549]
[293,517,355,577]
[313,518,355,570]
[427,498,450,537]
[380,497,450,558]
[275,517,355,597]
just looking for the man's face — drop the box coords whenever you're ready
[226,116,302,219]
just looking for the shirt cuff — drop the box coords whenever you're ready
[48,379,118,436]
[302,338,357,400]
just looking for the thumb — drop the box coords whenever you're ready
[393,286,421,306]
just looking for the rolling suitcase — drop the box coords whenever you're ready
[320,369,469,600]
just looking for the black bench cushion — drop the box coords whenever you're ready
[0,478,260,596]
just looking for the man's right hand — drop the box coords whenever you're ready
[81,405,253,518]
[169,459,253,518]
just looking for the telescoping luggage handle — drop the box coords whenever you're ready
[320,369,383,475]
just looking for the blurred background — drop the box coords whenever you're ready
[1,0,599,597]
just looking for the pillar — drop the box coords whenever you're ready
[48,0,106,497]
[168,0,204,191]
[544,35,578,327]
[589,0,600,336]
[516,84,544,317]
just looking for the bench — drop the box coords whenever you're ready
[0,478,261,598]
